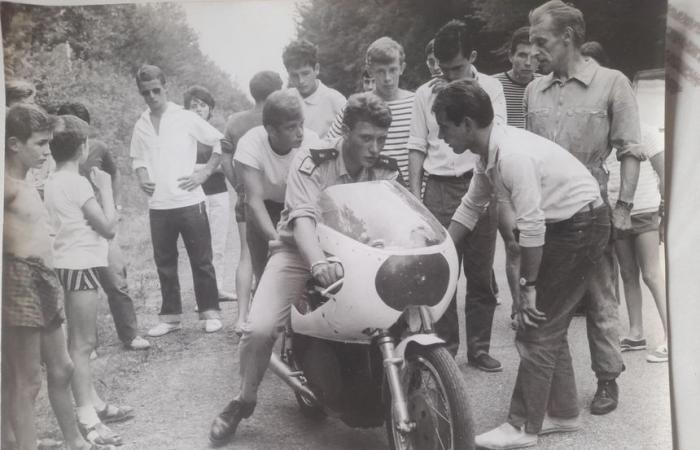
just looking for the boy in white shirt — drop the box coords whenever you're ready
[45,115,131,446]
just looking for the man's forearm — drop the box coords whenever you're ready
[135,167,150,183]
[111,172,121,206]
[221,153,236,186]
[248,198,278,241]
[292,217,326,268]
[618,155,640,203]
[408,149,426,198]
[202,152,222,178]
[519,245,543,283]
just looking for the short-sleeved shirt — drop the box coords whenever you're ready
[606,123,663,214]
[326,93,415,183]
[277,139,400,245]
[407,67,507,177]
[234,126,320,203]
[129,102,223,210]
[493,72,540,129]
[452,125,601,248]
[298,80,346,139]
[524,57,642,195]
[44,170,108,269]
[222,109,263,156]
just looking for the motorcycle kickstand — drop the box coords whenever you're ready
[377,333,415,435]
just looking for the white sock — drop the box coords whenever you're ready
[76,405,100,427]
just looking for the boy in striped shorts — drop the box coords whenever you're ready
[44,115,133,446]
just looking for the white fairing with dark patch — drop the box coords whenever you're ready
[291,181,459,343]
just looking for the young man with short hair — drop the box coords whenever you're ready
[425,39,442,78]
[234,89,320,280]
[209,92,400,445]
[129,64,224,336]
[221,70,284,333]
[407,19,506,371]
[433,79,606,448]
[526,0,642,415]
[282,39,346,138]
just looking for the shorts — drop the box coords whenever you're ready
[616,211,659,239]
[55,268,101,292]
[2,254,64,329]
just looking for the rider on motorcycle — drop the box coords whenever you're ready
[209,92,401,445]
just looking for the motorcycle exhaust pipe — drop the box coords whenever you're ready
[268,353,319,403]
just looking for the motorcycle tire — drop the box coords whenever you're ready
[385,345,475,450]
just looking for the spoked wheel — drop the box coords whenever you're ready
[386,345,475,450]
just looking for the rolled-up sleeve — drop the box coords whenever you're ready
[451,171,492,231]
[610,74,642,161]
[190,113,224,154]
[407,89,430,153]
[499,155,546,247]
[284,151,323,226]
[129,121,148,171]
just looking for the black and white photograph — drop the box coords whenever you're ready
[2,0,698,449]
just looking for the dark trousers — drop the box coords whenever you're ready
[508,205,610,434]
[149,202,219,320]
[96,238,138,343]
[246,200,284,281]
[424,174,498,358]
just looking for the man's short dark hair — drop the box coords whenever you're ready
[249,71,283,103]
[432,79,494,128]
[49,115,90,163]
[5,79,35,106]
[434,20,476,63]
[57,102,91,124]
[6,103,53,144]
[183,85,215,113]
[282,39,318,70]
[135,64,166,87]
[529,0,586,47]
[262,89,303,128]
[342,92,392,130]
[581,41,609,67]
[509,27,531,55]
[425,39,436,57]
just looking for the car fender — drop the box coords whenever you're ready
[395,334,445,360]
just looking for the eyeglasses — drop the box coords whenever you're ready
[140,87,162,97]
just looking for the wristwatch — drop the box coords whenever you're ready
[616,199,634,210]
[519,277,536,287]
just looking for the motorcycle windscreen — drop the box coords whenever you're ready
[318,181,446,250]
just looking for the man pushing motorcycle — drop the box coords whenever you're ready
[209,92,401,445]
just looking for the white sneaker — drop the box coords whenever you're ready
[204,318,223,333]
[646,344,668,363]
[147,322,181,337]
[539,414,581,435]
[127,336,151,350]
[475,423,537,449]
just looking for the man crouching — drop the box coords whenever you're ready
[209,92,401,445]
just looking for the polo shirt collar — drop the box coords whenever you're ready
[139,101,180,120]
[538,57,598,91]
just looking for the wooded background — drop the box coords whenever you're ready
[2,0,666,207]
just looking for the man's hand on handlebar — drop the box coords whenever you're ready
[310,260,344,288]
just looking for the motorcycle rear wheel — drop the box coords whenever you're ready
[386,345,475,450]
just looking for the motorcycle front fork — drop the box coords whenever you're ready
[377,333,415,435]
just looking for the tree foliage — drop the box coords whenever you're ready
[296,0,666,96]
[2,2,250,207]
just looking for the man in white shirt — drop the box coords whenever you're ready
[407,19,507,371]
[282,39,346,138]
[434,79,607,448]
[129,65,224,336]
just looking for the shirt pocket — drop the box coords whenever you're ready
[525,107,553,137]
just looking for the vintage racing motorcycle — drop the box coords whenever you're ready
[268,180,475,450]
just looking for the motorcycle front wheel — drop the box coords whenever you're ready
[386,345,475,450]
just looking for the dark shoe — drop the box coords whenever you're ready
[620,337,647,352]
[209,399,255,445]
[468,353,503,372]
[590,379,618,415]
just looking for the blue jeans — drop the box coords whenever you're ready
[508,205,610,434]
[149,202,220,321]
[423,174,498,358]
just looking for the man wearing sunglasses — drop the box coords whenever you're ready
[129,64,224,337]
